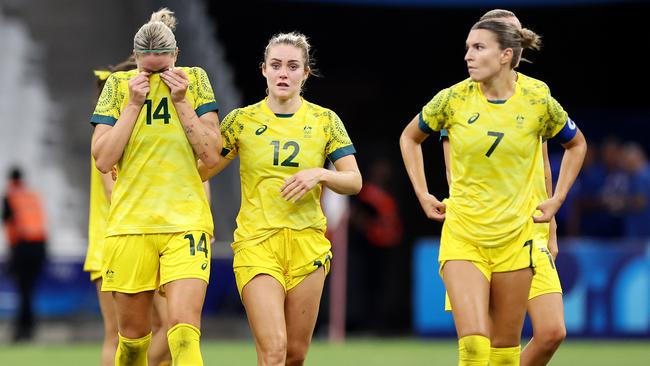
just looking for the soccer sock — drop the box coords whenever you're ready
[115,332,151,366]
[167,323,203,366]
[458,335,490,366]
[489,345,521,366]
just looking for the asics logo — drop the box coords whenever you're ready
[255,125,268,135]
[467,113,480,124]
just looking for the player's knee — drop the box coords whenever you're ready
[538,326,566,352]
[286,343,309,366]
[259,336,287,365]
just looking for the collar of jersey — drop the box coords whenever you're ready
[476,72,521,106]
[262,97,307,120]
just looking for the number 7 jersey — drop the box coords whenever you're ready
[90,67,218,236]
[220,99,355,251]
[420,73,567,247]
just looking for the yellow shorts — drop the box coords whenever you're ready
[101,231,211,293]
[233,228,332,295]
[84,238,103,282]
[439,231,535,280]
[529,237,562,299]
[442,235,558,311]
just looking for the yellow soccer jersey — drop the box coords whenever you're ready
[90,67,218,236]
[84,155,109,272]
[421,73,567,247]
[221,99,355,251]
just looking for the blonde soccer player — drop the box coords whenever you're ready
[200,32,361,366]
[400,18,586,366]
[90,8,221,366]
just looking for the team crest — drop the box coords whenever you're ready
[303,125,313,138]
[516,114,525,129]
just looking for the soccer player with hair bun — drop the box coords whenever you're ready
[90,7,221,365]
[400,15,586,366]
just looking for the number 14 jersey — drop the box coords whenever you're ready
[90,67,218,236]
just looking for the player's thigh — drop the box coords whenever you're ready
[490,268,533,347]
[242,274,288,351]
[527,292,565,339]
[95,279,117,335]
[113,291,155,338]
[285,268,326,351]
[442,260,490,337]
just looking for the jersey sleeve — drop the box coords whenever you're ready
[539,95,569,140]
[420,88,452,133]
[90,74,122,126]
[325,111,356,163]
[189,67,219,117]
[220,109,241,159]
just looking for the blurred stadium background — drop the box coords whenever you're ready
[0,0,649,364]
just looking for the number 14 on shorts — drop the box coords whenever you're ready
[184,233,209,257]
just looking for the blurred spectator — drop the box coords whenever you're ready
[347,157,403,334]
[621,143,650,238]
[2,167,47,342]
[574,138,628,237]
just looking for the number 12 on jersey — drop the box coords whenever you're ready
[270,140,300,167]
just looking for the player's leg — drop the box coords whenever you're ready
[284,230,331,366]
[103,234,159,365]
[242,274,288,366]
[95,278,118,366]
[522,244,565,366]
[149,291,171,366]
[113,291,155,366]
[521,293,565,366]
[285,269,326,366]
[443,260,491,366]
[164,278,207,366]
[160,231,211,366]
[489,268,533,366]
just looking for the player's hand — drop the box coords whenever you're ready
[110,166,118,181]
[418,193,446,222]
[280,168,324,203]
[128,71,151,107]
[533,197,562,223]
[161,68,189,103]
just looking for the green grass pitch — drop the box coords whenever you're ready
[0,339,648,365]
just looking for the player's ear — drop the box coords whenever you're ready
[261,62,267,78]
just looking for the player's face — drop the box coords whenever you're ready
[136,52,177,74]
[262,44,309,100]
[464,29,510,82]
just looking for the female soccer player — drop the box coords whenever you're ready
[88,56,196,366]
[200,32,361,366]
[400,18,586,365]
[90,8,221,365]
[439,10,568,366]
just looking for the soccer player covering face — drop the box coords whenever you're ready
[86,57,172,366]
[200,32,362,366]
[438,10,569,366]
[90,8,222,366]
[400,17,586,366]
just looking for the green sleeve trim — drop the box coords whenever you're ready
[195,101,219,117]
[90,114,117,127]
[418,112,434,134]
[328,145,356,163]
